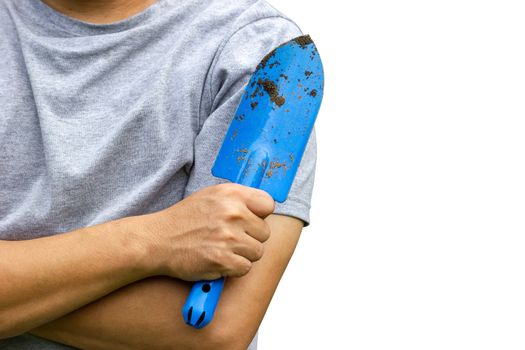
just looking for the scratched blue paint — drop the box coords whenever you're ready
[212,35,324,202]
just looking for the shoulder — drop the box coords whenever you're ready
[202,0,296,25]
[191,0,304,116]
[186,0,302,45]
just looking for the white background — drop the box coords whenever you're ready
[259,1,525,349]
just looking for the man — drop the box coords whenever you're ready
[0,0,317,348]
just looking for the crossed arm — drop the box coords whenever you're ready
[28,214,303,350]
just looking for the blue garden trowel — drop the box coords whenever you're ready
[182,35,324,329]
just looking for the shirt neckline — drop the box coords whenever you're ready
[29,0,167,36]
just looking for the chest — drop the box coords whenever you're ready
[0,34,204,219]
[1,35,202,167]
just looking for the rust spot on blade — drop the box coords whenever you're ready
[270,161,287,169]
[293,35,313,49]
[265,161,289,178]
[258,51,274,70]
[269,61,280,69]
[257,40,290,70]
[257,78,285,107]
[250,87,259,99]
[236,149,248,163]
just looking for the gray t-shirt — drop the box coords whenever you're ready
[0,0,317,348]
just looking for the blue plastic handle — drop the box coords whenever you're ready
[182,278,225,328]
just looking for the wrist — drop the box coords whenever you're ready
[110,215,161,279]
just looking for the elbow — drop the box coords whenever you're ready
[0,296,31,339]
[215,336,251,350]
[0,316,25,340]
[203,323,256,350]
[172,322,253,350]
[0,306,35,340]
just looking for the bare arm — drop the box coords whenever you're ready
[29,214,303,350]
[0,183,272,340]
[0,217,149,339]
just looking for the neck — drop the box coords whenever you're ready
[41,0,158,24]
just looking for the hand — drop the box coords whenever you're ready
[134,183,275,281]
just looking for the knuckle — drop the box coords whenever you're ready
[212,198,230,212]
[224,207,244,221]
[218,228,236,242]
[220,183,241,195]
[239,260,252,275]
[214,200,242,219]
[262,195,275,213]
[254,243,264,260]
[252,219,270,242]
[261,222,271,241]
[210,249,230,270]
[207,216,222,233]
[207,247,223,265]
[230,259,252,277]
[251,191,275,215]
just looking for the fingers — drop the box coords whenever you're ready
[243,187,275,218]
[222,183,275,218]
[231,231,265,263]
[238,206,271,243]
[221,254,253,278]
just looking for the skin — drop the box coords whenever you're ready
[1,183,305,349]
[0,1,307,348]
[29,214,303,350]
[41,0,158,24]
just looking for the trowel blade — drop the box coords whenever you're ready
[212,35,324,202]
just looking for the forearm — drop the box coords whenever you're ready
[30,214,303,350]
[31,276,194,350]
[0,216,150,339]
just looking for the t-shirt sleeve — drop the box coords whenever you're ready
[183,16,317,226]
